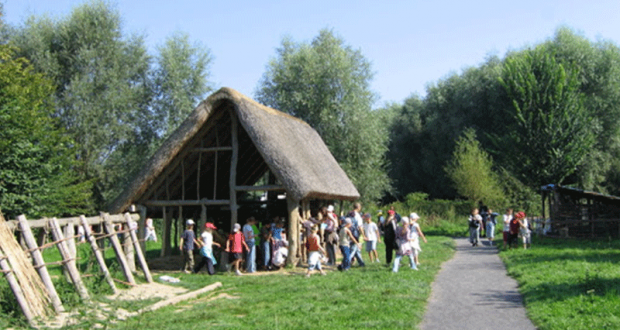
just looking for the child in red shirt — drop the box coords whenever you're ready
[306,225,327,277]
[226,223,249,275]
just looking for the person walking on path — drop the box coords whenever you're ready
[502,208,513,246]
[420,237,536,330]
[468,208,483,247]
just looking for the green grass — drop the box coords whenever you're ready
[499,236,620,330]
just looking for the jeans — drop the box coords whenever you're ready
[469,227,480,245]
[326,241,336,265]
[349,242,365,266]
[262,240,270,267]
[194,256,215,275]
[339,245,351,270]
[246,240,256,273]
[392,254,416,272]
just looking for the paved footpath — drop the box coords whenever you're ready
[420,238,537,330]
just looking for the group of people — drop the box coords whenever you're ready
[381,209,427,272]
[468,206,531,249]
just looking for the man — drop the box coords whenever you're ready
[243,217,257,273]
[348,203,366,267]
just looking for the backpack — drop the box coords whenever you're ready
[350,221,360,240]
[469,216,479,228]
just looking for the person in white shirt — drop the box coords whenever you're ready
[144,217,157,242]
[503,208,513,246]
[362,213,381,263]
[408,213,427,266]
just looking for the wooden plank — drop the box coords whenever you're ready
[124,213,153,283]
[191,146,232,152]
[142,199,229,207]
[235,185,285,192]
[49,218,90,301]
[102,213,136,285]
[81,215,117,294]
[17,215,65,313]
[6,213,139,231]
[229,110,239,231]
[0,249,36,324]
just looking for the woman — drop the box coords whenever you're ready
[383,210,398,265]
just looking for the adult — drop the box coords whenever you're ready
[508,212,522,249]
[348,212,366,267]
[243,217,257,273]
[478,201,489,237]
[376,210,385,237]
[503,208,513,247]
[260,219,272,270]
[468,208,482,247]
[321,206,338,265]
[383,210,399,265]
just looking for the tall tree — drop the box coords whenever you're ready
[444,129,504,205]
[497,48,596,187]
[0,45,93,218]
[256,29,391,202]
[152,31,214,141]
[11,1,154,206]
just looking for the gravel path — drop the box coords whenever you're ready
[420,238,537,330]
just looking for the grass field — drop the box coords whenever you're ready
[499,236,620,330]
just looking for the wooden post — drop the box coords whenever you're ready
[102,213,136,285]
[0,250,36,323]
[17,215,65,313]
[161,207,172,257]
[49,217,90,301]
[201,204,207,224]
[81,215,117,294]
[123,222,136,273]
[124,213,153,283]
[138,205,147,253]
[64,222,76,259]
[229,109,239,231]
[286,196,300,267]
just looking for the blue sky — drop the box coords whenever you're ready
[4,0,620,107]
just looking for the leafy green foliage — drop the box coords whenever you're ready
[256,29,391,203]
[497,48,596,187]
[444,129,505,206]
[0,45,93,218]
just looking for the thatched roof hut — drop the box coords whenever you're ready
[109,87,359,262]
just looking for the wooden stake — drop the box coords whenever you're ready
[124,213,153,283]
[0,249,35,323]
[102,213,136,285]
[64,222,76,259]
[17,215,64,313]
[81,215,117,294]
[123,222,136,273]
[49,217,90,301]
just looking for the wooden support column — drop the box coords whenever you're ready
[81,215,117,294]
[124,213,153,283]
[201,204,207,224]
[17,215,64,313]
[123,223,136,273]
[229,109,239,231]
[286,196,300,267]
[49,217,90,301]
[64,222,76,259]
[161,206,172,257]
[102,213,136,285]
[138,205,147,253]
[0,249,36,323]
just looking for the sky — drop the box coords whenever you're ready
[4,0,620,107]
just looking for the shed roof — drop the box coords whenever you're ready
[108,87,359,213]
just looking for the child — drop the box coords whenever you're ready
[306,226,327,277]
[362,213,381,263]
[486,208,499,245]
[468,208,482,247]
[180,219,198,273]
[392,217,417,272]
[519,212,531,249]
[503,208,513,246]
[145,217,157,242]
[408,213,427,266]
[338,218,360,271]
[226,223,249,275]
[508,212,522,249]
[194,222,221,275]
[243,217,257,273]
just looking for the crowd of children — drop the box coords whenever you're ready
[469,205,532,249]
[175,203,429,276]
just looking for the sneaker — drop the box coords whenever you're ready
[305,273,311,278]
[376,259,381,263]
[320,271,327,276]
[184,270,191,274]
[235,269,243,276]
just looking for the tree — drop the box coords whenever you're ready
[152,31,214,141]
[256,29,391,202]
[444,129,504,205]
[11,1,154,206]
[0,45,93,218]
[497,48,596,187]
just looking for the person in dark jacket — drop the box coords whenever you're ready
[383,210,399,265]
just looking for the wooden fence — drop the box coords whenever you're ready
[0,212,152,327]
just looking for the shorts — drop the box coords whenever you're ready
[521,231,531,244]
[307,251,322,270]
[232,253,243,261]
[365,240,377,252]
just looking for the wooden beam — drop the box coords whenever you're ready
[81,215,117,294]
[124,213,153,283]
[191,146,232,152]
[102,214,136,285]
[229,109,239,231]
[142,199,230,207]
[49,217,90,301]
[235,185,285,192]
[286,196,300,267]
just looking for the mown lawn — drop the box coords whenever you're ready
[499,236,620,330]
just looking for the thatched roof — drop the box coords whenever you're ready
[108,87,359,213]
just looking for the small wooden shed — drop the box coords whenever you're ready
[109,87,359,264]
[541,184,620,238]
